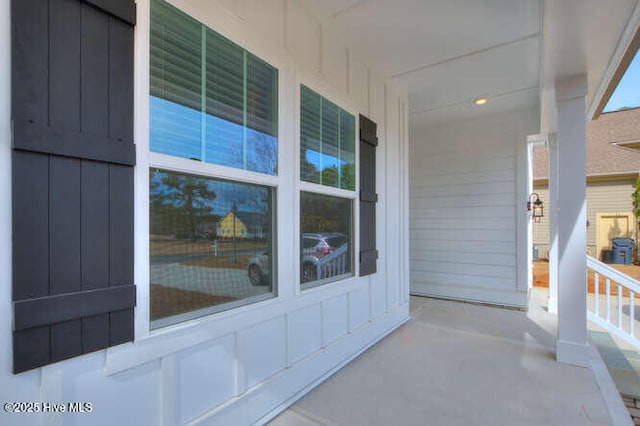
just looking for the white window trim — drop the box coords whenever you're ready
[131,0,287,339]
[149,152,279,189]
[294,76,361,292]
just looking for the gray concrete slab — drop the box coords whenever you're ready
[269,288,617,426]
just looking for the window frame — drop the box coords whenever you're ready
[138,0,287,335]
[147,166,278,330]
[294,78,361,292]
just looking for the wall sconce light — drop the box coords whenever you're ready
[527,193,544,222]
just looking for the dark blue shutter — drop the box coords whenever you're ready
[11,0,136,373]
[359,115,378,276]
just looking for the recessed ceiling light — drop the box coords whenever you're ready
[473,97,489,106]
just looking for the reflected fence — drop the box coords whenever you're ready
[317,244,349,280]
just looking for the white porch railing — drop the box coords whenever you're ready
[586,255,640,349]
[317,244,348,279]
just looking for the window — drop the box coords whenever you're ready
[300,85,355,189]
[150,0,278,174]
[299,86,356,287]
[149,0,278,327]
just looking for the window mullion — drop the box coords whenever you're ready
[338,110,342,188]
[200,25,207,162]
[319,98,323,186]
[242,50,248,170]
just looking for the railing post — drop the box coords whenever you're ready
[631,292,635,338]
[594,272,599,317]
[606,278,611,323]
[618,284,623,329]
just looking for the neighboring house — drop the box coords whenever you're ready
[216,210,267,239]
[533,108,640,261]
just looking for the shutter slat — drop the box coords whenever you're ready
[12,152,50,300]
[49,156,84,361]
[13,120,136,165]
[109,164,135,345]
[109,18,134,143]
[81,4,110,136]
[110,165,135,286]
[13,328,50,374]
[50,157,82,296]
[81,161,111,352]
[81,162,110,290]
[13,286,136,331]
[51,321,82,363]
[110,309,135,345]
[82,314,110,353]
[11,0,48,124]
[49,0,82,133]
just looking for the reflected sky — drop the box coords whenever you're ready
[150,96,277,175]
[305,149,343,170]
[150,169,270,217]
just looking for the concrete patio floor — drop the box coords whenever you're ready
[269,288,629,425]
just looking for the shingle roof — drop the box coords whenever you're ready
[533,108,640,180]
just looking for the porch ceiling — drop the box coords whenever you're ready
[302,0,640,129]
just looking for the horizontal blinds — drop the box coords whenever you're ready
[247,54,278,137]
[150,0,278,165]
[150,0,201,111]
[205,30,243,128]
[300,85,355,190]
[300,86,321,183]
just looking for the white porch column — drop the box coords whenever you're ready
[548,133,558,314]
[555,75,589,367]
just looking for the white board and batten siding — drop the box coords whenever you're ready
[0,0,410,425]
[410,109,539,307]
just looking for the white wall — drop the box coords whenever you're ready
[410,109,538,307]
[0,1,410,425]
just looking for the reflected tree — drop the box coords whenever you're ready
[321,165,339,187]
[247,132,278,175]
[300,192,351,235]
[301,152,319,183]
[151,170,218,240]
[340,163,355,190]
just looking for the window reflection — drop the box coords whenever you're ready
[300,192,352,286]
[300,86,355,189]
[150,169,274,326]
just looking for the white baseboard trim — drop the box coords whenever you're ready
[556,339,590,368]
[411,282,528,309]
